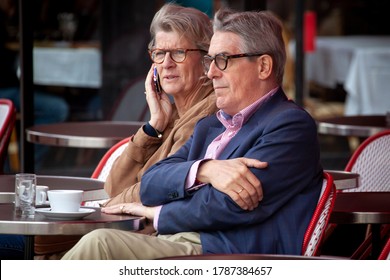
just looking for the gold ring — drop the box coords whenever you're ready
[120,205,125,213]
[237,188,244,194]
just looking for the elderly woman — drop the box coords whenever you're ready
[102,3,217,206]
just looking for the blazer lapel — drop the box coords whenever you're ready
[204,126,224,145]
[217,89,288,160]
[217,117,261,160]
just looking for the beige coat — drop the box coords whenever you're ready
[104,84,217,206]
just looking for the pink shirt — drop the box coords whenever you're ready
[153,86,279,230]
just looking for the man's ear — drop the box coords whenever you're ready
[257,55,273,79]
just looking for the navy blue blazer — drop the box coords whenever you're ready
[141,89,323,255]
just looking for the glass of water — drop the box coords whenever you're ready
[15,173,36,217]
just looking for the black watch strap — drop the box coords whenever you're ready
[143,122,163,138]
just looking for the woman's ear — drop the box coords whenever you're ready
[257,55,273,79]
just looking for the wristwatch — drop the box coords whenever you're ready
[143,122,163,138]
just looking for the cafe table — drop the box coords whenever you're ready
[0,204,145,260]
[317,115,388,138]
[0,174,145,259]
[325,170,359,191]
[330,192,390,259]
[26,121,143,148]
[0,174,108,202]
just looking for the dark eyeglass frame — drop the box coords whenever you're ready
[148,48,207,64]
[202,52,265,73]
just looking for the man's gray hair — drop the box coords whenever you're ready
[213,8,286,84]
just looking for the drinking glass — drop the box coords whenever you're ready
[15,173,36,217]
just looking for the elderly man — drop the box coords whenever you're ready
[62,8,323,260]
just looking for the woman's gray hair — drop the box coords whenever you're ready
[148,3,212,52]
[213,8,286,84]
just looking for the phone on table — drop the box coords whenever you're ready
[153,66,162,94]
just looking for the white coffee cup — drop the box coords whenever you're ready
[35,185,49,205]
[48,190,83,213]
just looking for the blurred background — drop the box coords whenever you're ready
[1,0,389,177]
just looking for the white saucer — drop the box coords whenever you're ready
[35,208,95,220]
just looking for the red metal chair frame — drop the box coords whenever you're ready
[91,137,131,181]
[341,130,390,259]
[302,171,337,256]
[343,129,390,193]
[0,99,16,173]
[350,224,390,259]
[83,137,131,206]
[378,235,390,260]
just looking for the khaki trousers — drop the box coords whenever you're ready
[61,229,202,260]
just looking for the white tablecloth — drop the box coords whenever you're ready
[33,46,101,88]
[344,48,390,115]
[304,36,390,115]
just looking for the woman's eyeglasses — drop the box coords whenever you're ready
[149,48,207,64]
[202,52,265,74]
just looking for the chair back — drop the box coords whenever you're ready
[0,99,16,173]
[108,76,150,122]
[343,130,390,192]
[378,236,390,260]
[91,137,130,181]
[302,171,337,256]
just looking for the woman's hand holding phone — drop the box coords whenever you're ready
[145,65,172,133]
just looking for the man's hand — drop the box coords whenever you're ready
[197,158,267,211]
[102,202,156,220]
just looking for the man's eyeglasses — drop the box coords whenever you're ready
[149,48,207,64]
[202,52,265,74]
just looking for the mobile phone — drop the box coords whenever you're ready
[153,66,162,94]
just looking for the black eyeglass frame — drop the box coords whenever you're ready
[202,52,265,73]
[148,48,207,64]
